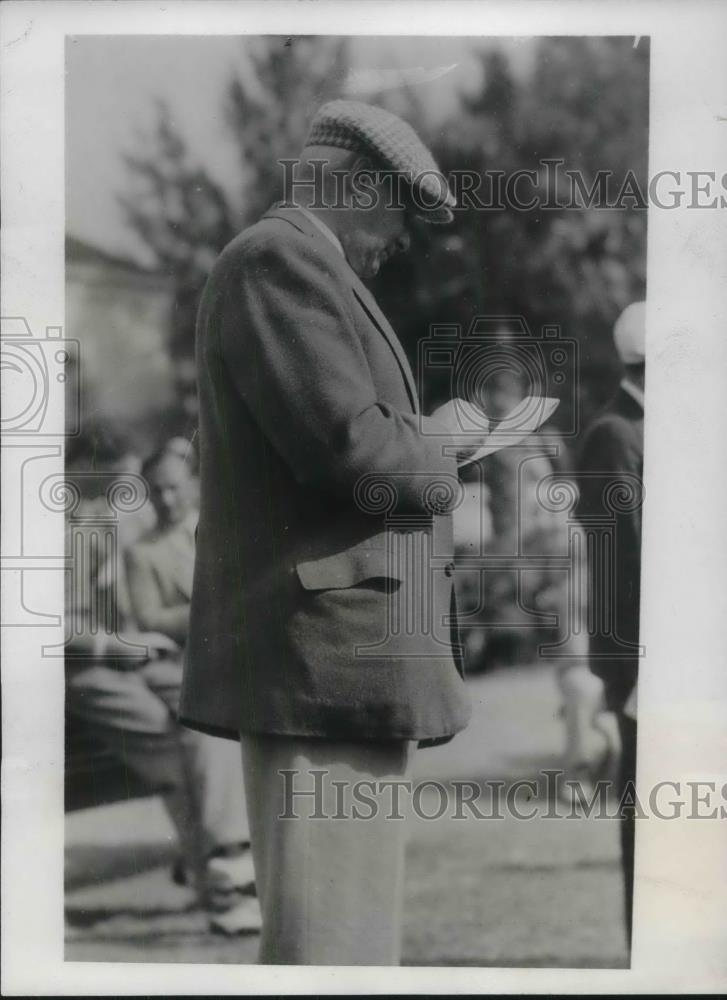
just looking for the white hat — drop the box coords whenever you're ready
[613,301,646,365]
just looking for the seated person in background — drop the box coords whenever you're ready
[66,431,260,935]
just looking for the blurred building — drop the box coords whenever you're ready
[66,235,176,451]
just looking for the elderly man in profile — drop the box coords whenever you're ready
[180,101,490,965]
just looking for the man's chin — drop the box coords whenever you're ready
[351,260,378,280]
[350,250,386,280]
[362,255,383,279]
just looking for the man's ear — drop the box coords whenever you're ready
[343,154,380,208]
[351,154,375,175]
[348,154,381,193]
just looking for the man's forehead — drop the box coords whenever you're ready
[148,452,190,483]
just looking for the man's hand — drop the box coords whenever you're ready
[99,630,182,667]
[136,631,182,659]
[430,398,491,464]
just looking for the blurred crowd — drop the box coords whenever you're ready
[64,428,261,934]
[453,370,618,789]
[64,398,620,936]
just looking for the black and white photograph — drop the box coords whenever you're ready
[2,2,726,994]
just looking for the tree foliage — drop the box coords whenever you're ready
[122,35,649,434]
[371,37,649,429]
[120,36,348,359]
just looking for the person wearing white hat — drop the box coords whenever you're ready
[613,300,646,396]
[575,300,646,952]
[180,100,492,964]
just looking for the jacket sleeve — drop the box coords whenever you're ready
[215,232,458,512]
[576,416,643,544]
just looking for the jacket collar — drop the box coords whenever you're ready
[262,203,420,412]
[619,376,645,411]
[613,383,645,420]
[294,204,345,258]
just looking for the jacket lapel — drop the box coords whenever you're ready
[348,280,419,413]
[263,204,420,413]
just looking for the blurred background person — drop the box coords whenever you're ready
[453,369,616,788]
[65,432,260,935]
[126,441,260,934]
[532,513,619,798]
[452,460,493,672]
[575,301,645,950]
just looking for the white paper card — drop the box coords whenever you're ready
[457,395,560,467]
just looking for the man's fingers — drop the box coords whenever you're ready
[142,631,181,652]
[455,400,491,433]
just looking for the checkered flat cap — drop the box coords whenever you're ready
[305,99,456,223]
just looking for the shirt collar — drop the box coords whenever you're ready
[295,205,345,259]
[620,376,645,410]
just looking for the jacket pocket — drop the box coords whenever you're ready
[295,542,404,591]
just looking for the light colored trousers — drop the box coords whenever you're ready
[240,733,416,966]
[66,659,249,887]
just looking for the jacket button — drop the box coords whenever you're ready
[444,562,455,578]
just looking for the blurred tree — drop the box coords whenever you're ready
[122,35,648,446]
[372,37,649,433]
[118,34,649,672]
[224,36,349,220]
[120,105,236,361]
[365,38,649,674]
[120,35,348,372]
[510,35,649,419]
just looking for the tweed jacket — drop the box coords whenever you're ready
[179,205,471,743]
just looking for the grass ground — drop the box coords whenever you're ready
[65,666,629,967]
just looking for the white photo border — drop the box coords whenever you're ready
[2,0,727,994]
